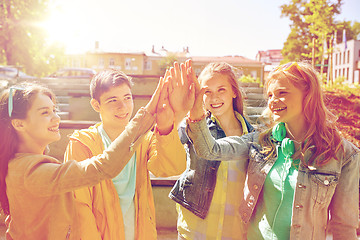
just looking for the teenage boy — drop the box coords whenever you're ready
[64,69,185,240]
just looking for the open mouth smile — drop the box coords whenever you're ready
[48,126,59,132]
[211,103,224,108]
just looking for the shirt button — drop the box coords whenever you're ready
[295,204,303,209]
[253,185,259,190]
[324,180,330,185]
[243,212,248,217]
[293,224,301,228]
[298,183,306,189]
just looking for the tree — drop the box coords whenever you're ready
[280,0,342,66]
[0,0,64,77]
[158,53,178,75]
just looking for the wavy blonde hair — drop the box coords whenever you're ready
[259,62,342,167]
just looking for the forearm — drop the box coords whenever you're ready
[186,118,252,161]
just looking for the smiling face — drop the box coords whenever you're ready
[92,83,134,132]
[267,78,305,128]
[201,73,236,118]
[16,93,61,151]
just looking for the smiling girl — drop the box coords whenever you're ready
[171,61,359,239]
[0,81,163,239]
[168,61,254,239]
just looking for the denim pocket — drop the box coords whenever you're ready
[310,171,338,204]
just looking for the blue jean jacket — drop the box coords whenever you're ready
[186,119,360,240]
[169,115,254,219]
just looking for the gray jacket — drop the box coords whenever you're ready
[169,116,254,219]
[186,118,359,240]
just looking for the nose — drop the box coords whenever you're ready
[117,100,126,109]
[52,111,61,122]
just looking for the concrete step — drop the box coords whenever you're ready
[57,111,70,120]
[56,96,70,104]
[238,82,260,88]
[246,106,266,116]
[243,87,264,94]
[245,93,265,100]
[245,99,267,108]
[57,103,69,112]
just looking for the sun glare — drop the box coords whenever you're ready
[42,1,94,54]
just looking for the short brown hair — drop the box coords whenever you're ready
[90,69,133,102]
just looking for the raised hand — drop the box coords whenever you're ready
[185,60,206,121]
[156,71,175,135]
[168,61,195,124]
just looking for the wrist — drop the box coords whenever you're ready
[155,124,174,135]
[187,111,206,123]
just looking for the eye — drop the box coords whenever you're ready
[42,110,50,115]
[218,88,226,93]
[267,93,273,99]
[204,90,212,95]
[124,95,132,101]
[108,99,117,103]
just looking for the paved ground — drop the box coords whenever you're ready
[0,225,178,240]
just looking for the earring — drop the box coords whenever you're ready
[272,122,295,159]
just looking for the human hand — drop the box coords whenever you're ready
[145,73,165,115]
[184,60,206,121]
[156,71,175,135]
[168,61,195,124]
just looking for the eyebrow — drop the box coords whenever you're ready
[37,106,54,111]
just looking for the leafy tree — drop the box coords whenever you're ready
[158,53,178,75]
[0,0,64,77]
[280,0,342,66]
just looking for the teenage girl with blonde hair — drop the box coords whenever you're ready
[170,61,359,239]
[168,60,253,239]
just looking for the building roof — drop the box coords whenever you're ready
[191,55,262,66]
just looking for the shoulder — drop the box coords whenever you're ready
[69,123,101,145]
[338,138,360,164]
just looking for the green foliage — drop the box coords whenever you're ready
[280,0,342,65]
[0,0,65,77]
[324,76,360,95]
[239,75,260,83]
[158,53,178,75]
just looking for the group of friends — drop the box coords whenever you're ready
[0,59,359,240]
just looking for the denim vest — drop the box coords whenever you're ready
[169,115,254,219]
[186,120,360,239]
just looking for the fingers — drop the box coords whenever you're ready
[173,62,182,86]
[180,63,188,88]
[145,76,164,115]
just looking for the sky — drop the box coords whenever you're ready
[43,0,360,60]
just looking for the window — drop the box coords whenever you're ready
[144,60,152,70]
[335,69,337,79]
[251,70,257,79]
[99,58,104,68]
[343,51,345,64]
[109,58,115,67]
[347,68,349,80]
[335,53,338,65]
[347,50,350,64]
[339,53,341,65]
[125,58,131,70]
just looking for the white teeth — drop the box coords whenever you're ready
[211,103,223,108]
[273,107,286,111]
[116,113,128,118]
[48,127,59,131]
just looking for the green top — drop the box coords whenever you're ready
[247,145,299,240]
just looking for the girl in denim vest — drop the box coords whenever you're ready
[169,61,359,240]
[167,60,253,239]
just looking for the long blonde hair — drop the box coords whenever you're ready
[260,62,342,166]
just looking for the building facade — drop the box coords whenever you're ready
[331,39,360,84]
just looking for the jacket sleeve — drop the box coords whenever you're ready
[23,107,155,196]
[329,149,359,240]
[186,118,253,161]
[147,126,186,177]
[64,140,102,240]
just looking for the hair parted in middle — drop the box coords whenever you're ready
[198,62,244,116]
[259,61,342,167]
[90,69,133,102]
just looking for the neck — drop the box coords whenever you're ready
[216,111,242,135]
[102,123,125,142]
[285,120,306,142]
[17,137,46,155]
